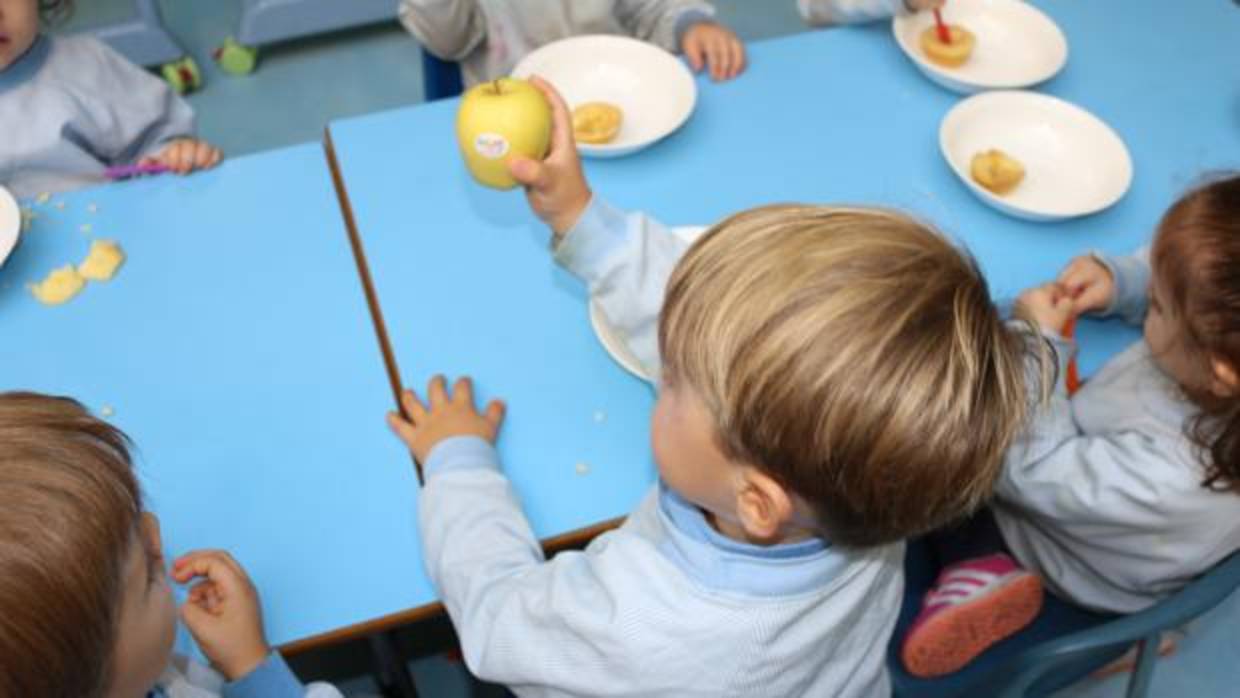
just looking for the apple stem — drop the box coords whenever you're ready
[492,78,501,95]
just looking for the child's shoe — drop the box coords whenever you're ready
[901,553,1043,678]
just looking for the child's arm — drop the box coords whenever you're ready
[798,0,941,26]
[389,379,663,691]
[171,551,345,698]
[397,0,487,61]
[615,0,745,81]
[85,40,220,174]
[1058,247,1150,327]
[509,78,694,381]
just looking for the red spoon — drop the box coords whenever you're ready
[1062,315,1081,395]
[933,8,952,44]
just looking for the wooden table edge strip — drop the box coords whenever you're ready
[322,127,421,481]
[278,516,627,655]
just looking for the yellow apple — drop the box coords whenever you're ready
[456,77,552,190]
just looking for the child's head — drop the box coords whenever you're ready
[653,205,1030,547]
[0,0,70,71]
[0,392,176,698]
[1148,174,1240,491]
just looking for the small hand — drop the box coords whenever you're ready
[143,138,222,175]
[906,0,946,12]
[171,550,270,682]
[387,375,506,465]
[1016,281,1076,335]
[507,76,593,240]
[1057,255,1115,315]
[681,22,746,82]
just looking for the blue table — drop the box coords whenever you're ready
[333,0,1239,377]
[0,145,416,650]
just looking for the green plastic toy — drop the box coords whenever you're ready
[160,56,203,94]
[214,38,259,76]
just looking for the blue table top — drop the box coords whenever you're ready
[339,0,1240,377]
[0,144,418,648]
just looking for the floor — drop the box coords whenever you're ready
[56,2,1240,696]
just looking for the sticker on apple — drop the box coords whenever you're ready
[474,133,510,160]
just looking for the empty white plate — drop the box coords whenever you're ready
[0,186,20,269]
[892,0,1068,93]
[589,226,706,382]
[940,90,1133,221]
[512,35,697,158]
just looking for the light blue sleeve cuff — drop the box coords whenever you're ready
[553,196,633,283]
[423,435,501,478]
[1091,247,1150,325]
[674,8,716,48]
[222,653,303,698]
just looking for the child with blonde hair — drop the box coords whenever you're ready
[0,0,221,198]
[385,78,1034,697]
[399,0,745,85]
[0,392,341,698]
[899,175,1240,677]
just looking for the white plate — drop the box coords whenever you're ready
[940,90,1132,221]
[892,0,1067,94]
[512,35,697,158]
[0,186,19,268]
[589,226,705,382]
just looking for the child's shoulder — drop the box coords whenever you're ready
[38,33,150,96]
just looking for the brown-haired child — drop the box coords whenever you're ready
[899,174,1240,677]
[0,392,340,698]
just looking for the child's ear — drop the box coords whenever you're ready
[1211,357,1239,396]
[140,512,163,557]
[734,467,795,544]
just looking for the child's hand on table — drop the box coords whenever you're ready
[171,550,271,682]
[387,375,506,466]
[1057,255,1115,315]
[507,77,592,243]
[681,22,746,82]
[143,138,223,174]
[1017,282,1076,336]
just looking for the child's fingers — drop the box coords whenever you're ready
[684,37,705,72]
[452,376,475,407]
[171,550,242,590]
[508,157,550,190]
[171,143,192,173]
[708,39,727,81]
[527,75,575,156]
[427,374,449,409]
[400,388,429,424]
[484,399,506,430]
[728,39,746,78]
[387,411,420,446]
[192,141,215,168]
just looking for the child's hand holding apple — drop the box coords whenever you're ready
[506,77,593,242]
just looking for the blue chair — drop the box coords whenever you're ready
[890,543,1240,698]
[421,48,463,101]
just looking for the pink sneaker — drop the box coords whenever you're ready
[901,553,1043,678]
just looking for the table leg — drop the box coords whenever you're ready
[368,631,419,698]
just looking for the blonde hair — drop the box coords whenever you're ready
[660,205,1030,547]
[0,392,141,698]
